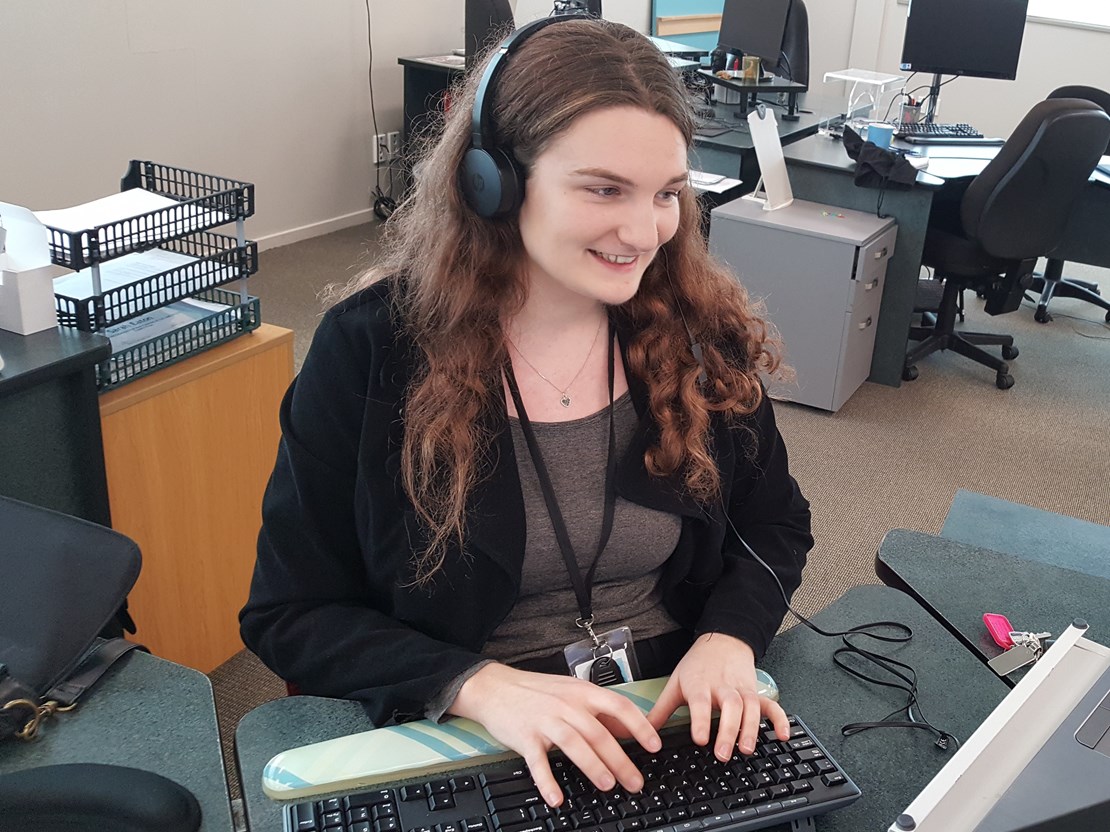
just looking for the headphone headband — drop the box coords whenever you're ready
[461,12,592,218]
[470,13,590,150]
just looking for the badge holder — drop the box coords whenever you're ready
[564,624,640,687]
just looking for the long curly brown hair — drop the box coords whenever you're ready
[334,19,782,584]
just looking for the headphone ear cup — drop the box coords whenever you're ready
[461,146,524,218]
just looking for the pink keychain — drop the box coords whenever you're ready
[983,613,1015,649]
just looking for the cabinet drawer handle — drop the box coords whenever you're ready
[858,316,873,330]
[864,278,880,291]
[873,247,888,260]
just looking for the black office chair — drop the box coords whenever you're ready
[903,98,1110,389]
[1031,85,1110,324]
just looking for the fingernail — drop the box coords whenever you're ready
[649,737,662,752]
[716,746,729,762]
[630,776,644,793]
[600,774,615,790]
[741,743,754,755]
[546,792,562,807]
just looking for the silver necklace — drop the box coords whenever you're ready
[506,316,605,408]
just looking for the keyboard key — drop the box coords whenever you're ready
[291,803,318,831]
[754,802,783,816]
[376,818,399,832]
[500,823,547,832]
[348,791,394,809]
[781,796,810,810]
[700,814,732,829]
[493,809,531,828]
[320,799,345,813]
[463,818,489,832]
[350,806,372,823]
[401,786,427,802]
[794,748,825,763]
[439,823,462,832]
[482,768,531,786]
[769,785,791,799]
[374,805,397,820]
[452,777,477,792]
[322,811,345,828]
[790,780,813,795]
[728,807,759,821]
[787,738,815,751]
[428,781,452,795]
[813,759,835,774]
[821,773,847,788]
[429,794,456,812]
[353,823,372,832]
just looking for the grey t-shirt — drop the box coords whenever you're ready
[425,392,683,720]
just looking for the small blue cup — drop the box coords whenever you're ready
[868,123,895,149]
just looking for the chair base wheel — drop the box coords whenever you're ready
[1035,306,1052,323]
[1002,345,1019,360]
[902,365,919,382]
[996,372,1015,390]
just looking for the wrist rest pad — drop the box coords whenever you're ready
[263,671,778,801]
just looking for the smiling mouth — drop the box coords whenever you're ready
[590,250,638,265]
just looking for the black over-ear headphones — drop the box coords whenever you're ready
[460,13,590,218]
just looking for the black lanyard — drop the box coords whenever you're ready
[504,320,617,639]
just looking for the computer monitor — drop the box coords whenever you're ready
[553,0,602,16]
[464,0,514,62]
[760,0,808,87]
[900,0,1029,81]
[717,0,791,67]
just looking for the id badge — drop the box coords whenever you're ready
[563,626,640,686]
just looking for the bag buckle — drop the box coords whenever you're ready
[3,698,76,741]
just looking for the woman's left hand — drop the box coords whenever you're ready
[645,632,790,761]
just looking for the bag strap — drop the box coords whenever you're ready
[47,638,146,706]
[1,638,145,741]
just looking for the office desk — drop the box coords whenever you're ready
[691,105,823,187]
[876,529,1110,685]
[397,55,464,149]
[0,650,234,831]
[0,326,112,524]
[780,136,1110,385]
[235,586,1005,832]
[779,135,944,386]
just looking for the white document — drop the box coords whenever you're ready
[104,295,229,355]
[52,248,238,322]
[746,107,794,210]
[33,190,233,263]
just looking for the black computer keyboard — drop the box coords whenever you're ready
[282,716,861,832]
[895,122,983,139]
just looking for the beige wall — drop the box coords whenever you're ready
[1,0,1106,250]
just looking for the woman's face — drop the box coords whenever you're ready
[516,105,688,310]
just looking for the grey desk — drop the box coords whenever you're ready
[780,136,1110,385]
[691,104,824,188]
[876,528,1110,685]
[0,326,112,524]
[235,586,1006,832]
[0,650,234,831]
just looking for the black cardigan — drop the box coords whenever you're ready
[240,281,813,725]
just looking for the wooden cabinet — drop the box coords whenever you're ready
[99,324,293,672]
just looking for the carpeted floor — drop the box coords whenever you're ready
[212,220,1110,800]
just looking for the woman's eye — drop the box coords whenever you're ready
[589,186,621,197]
[659,190,683,201]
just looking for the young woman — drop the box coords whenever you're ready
[240,16,812,809]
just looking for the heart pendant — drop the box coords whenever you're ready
[560,394,571,408]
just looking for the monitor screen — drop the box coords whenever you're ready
[465,0,514,60]
[553,0,602,15]
[717,0,791,66]
[900,0,1029,80]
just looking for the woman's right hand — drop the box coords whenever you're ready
[448,663,661,808]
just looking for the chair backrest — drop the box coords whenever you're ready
[1047,85,1110,154]
[960,98,1110,261]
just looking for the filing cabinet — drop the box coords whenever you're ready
[709,197,897,411]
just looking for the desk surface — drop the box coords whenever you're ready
[0,326,110,397]
[0,650,234,831]
[236,585,1005,832]
[877,529,1110,684]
